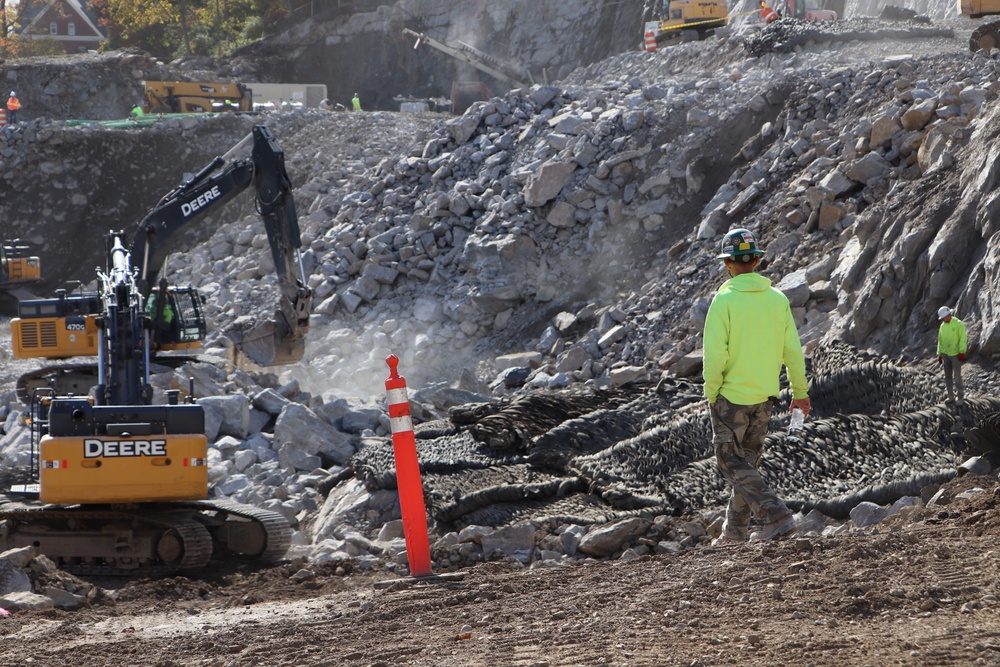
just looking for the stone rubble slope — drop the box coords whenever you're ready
[4,17,1000,599]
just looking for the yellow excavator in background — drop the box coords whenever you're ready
[142,81,253,113]
[961,0,1000,50]
[652,0,729,45]
[0,126,311,575]
[0,241,41,301]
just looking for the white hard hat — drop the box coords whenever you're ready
[9,91,14,96]
[937,306,953,319]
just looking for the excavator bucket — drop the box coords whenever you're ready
[229,314,305,368]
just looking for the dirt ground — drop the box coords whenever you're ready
[1,471,999,667]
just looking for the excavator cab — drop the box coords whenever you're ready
[146,285,207,352]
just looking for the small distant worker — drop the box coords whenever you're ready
[352,93,362,111]
[130,103,145,118]
[7,91,21,124]
[936,306,967,405]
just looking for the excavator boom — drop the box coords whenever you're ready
[131,125,312,366]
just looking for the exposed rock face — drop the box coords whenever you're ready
[230,0,644,110]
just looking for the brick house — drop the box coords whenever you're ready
[18,0,106,54]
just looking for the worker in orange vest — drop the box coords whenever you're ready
[760,2,779,22]
[6,91,21,124]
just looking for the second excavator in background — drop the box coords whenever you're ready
[0,240,41,302]
[0,125,312,574]
[649,0,729,46]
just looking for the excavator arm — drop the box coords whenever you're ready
[130,125,312,366]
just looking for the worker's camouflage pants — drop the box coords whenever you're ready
[941,355,964,401]
[710,395,792,534]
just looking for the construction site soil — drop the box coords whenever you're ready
[3,466,1000,667]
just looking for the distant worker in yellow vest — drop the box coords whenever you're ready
[130,103,145,118]
[936,306,967,405]
[352,93,362,111]
[7,91,21,124]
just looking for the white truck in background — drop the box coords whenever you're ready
[248,83,329,110]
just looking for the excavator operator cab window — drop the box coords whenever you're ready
[172,289,207,342]
[147,288,206,344]
[146,290,179,342]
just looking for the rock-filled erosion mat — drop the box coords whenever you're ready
[353,343,1000,529]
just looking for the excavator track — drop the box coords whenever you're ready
[16,364,101,405]
[0,500,291,576]
[181,499,294,562]
[16,356,203,403]
[970,20,1000,51]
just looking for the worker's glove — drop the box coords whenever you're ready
[937,356,942,364]
[958,353,966,361]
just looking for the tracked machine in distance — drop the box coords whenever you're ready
[648,0,729,47]
[142,81,253,113]
[0,126,312,575]
[0,240,41,303]
[962,0,1000,50]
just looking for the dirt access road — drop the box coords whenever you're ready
[1,473,999,667]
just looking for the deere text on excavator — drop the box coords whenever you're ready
[0,126,312,574]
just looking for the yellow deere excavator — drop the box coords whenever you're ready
[0,126,312,574]
[962,0,1000,50]
[12,125,312,400]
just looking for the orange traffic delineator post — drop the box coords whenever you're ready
[384,354,432,577]
[0,109,6,126]
[644,29,657,52]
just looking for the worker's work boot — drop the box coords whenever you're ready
[712,519,748,546]
[749,514,797,542]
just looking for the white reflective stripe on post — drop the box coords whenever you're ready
[387,387,409,406]
[390,415,414,432]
